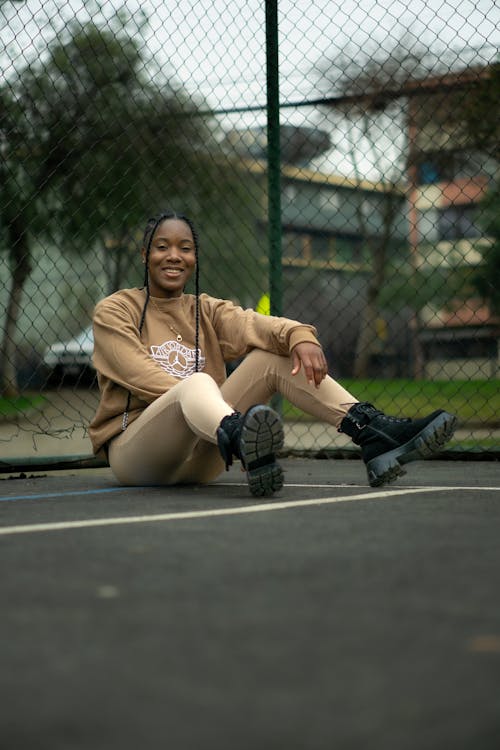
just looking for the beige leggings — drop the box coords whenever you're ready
[108,349,357,486]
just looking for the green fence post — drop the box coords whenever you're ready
[266,0,283,417]
[265,0,282,318]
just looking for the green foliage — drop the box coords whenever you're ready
[197,173,266,303]
[283,378,500,425]
[457,63,500,314]
[470,184,500,314]
[0,394,46,419]
[461,62,500,161]
[1,11,263,394]
[8,18,212,242]
[40,18,260,301]
[378,265,467,312]
[1,12,261,272]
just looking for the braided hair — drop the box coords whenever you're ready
[122,210,201,430]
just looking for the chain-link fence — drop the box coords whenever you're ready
[1,0,499,469]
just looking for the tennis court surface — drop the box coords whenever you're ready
[1,457,499,749]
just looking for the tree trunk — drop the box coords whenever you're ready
[352,187,399,379]
[0,217,32,397]
[353,238,389,378]
[101,233,129,295]
[353,293,379,378]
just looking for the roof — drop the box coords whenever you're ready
[240,158,405,194]
[424,298,499,329]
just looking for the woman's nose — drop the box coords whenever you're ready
[166,245,182,260]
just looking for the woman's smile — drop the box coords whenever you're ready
[161,267,183,277]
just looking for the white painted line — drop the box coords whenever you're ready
[0,485,495,537]
[217,482,500,491]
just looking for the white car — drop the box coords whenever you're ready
[43,326,94,378]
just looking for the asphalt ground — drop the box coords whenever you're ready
[1,458,499,750]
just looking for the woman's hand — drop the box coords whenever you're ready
[291,342,328,388]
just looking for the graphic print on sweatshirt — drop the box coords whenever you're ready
[150,340,205,378]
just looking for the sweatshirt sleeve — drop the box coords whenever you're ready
[92,296,180,402]
[203,295,321,360]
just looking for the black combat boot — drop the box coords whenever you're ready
[217,405,284,497]
[339,402,457,487]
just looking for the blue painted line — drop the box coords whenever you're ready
[0,487,129,503]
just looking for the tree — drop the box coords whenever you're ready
[461,62,500,163]
[0,84,38,396]
[320,42,430,377]
[471,184,500,315]
[0,15,259,395]
[319,45,498,378]
[11,17,220,280]
[461,63,500,314]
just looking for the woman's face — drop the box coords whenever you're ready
[142,218,196,298]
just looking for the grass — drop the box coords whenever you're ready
[0,394,47,419]
[2,380,497,426]
[447,438,499,450]
[1,380,498,455]
[282,378,500,426]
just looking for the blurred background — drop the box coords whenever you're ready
[0,0,499,464]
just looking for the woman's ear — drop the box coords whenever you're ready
[141,248,146,264]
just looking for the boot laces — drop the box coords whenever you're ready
[379,415,411,424]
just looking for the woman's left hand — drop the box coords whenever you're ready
[291,342,328,388]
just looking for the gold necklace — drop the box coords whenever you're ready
[149,296,183,342]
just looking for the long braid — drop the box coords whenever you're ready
[194,241,200,372]
[122,210,201,430]
[139,213,165,334]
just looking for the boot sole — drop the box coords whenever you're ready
[366,411,457,488]
[239,405,284,497]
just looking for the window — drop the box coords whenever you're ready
[416,152,487,185]
[437,205,481,241]
[282,231,366,265]
[418,208,439,243]
[311,234,334,259]
[317,191,339,212]
[334,236,365,264]
[283,232,304,259]
[284,185,298,201]
[418,162,440,184]
[425,336,496,360]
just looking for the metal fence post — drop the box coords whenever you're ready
[265,0,282,317]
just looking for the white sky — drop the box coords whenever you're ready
[3,0,499,103]
[2,0,499,176]
[124,0,500,110]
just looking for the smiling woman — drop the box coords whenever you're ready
[88,210,456,496]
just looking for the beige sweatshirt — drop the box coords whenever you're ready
[88,288,320,454]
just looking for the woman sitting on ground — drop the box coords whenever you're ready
[89,211,456,496]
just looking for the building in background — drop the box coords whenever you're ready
[223,125,409,376]
[407,64,499,378]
